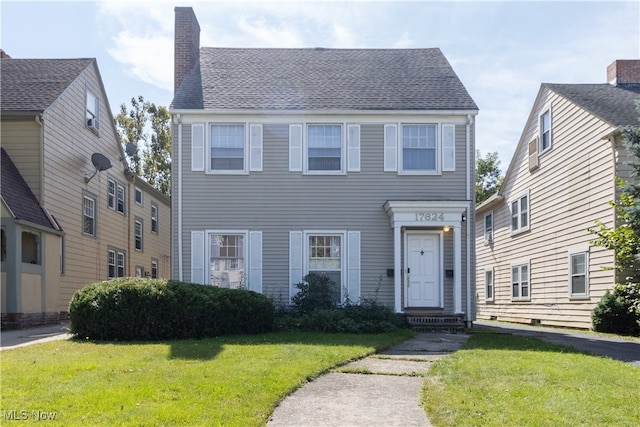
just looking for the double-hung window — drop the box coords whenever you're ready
[83,195,96,236]
[151,259,158,279]
[307,124,342,172]
[402,124,437,172]
[569,250,589,298]
[107,178,125,214]
[484,211,494,244]
[134,187,143,205]
[308,234,342,301]
[86,89,99,130]
[540,110,551,152]
[134,218,143,251]
[510,193,529,233]
[485,268,494,301]
[210,124,245,172]
[151,204,158,234]
[108,249,126,278]
[511,262,530,301]
[210,233,245,288]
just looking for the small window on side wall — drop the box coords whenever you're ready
[86,89,99,130]
[485,269,494,301]
[22,231,40,265]
[135,187,143,205]
[539,109,551,153]
[569,250,589,298]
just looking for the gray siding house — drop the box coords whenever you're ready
[476,60,640,329]
[171,8,478,325]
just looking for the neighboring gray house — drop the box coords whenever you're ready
[171,8,478,326]
[476,60,640,329]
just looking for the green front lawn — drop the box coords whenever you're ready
[1,331,413,426]
[422,329,640,426]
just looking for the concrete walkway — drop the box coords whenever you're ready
[0,323,72,350]
[268,332,469,427]
[475,320,640,366]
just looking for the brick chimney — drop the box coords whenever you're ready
[607,60,640,86]
[174,7,200,93]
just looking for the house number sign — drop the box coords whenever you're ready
[415,212,445,221]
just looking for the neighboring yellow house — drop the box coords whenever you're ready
[475,60,640,329]
[1,51,171,329]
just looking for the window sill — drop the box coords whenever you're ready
[510,227,530,236]
[569,295,590,301]
[510,298,531,302]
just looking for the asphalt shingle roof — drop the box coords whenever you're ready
[1,148,56,230]
[1,58,93,112]
[544,83,640,128]
[172,47,478,111]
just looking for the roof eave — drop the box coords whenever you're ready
[170,108,479,116]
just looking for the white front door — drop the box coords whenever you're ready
[406,233,441,307]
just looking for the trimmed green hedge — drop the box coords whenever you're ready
[69,278,274,340]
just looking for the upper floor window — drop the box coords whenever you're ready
[86,89,99,130]
[307,124,342,172]
[402,124,437,172]
[484,211,494,244]
[511,262,530,301]
[210,124,245,172]
[151,204,158,234]
[107,178,125,214]
[569,250,589,298]
[134,218,143,251]
[1,228,6,262]
[540,110,551,153]
[83,195,96,237]
[135,187,143,205]
[510,193,529,234]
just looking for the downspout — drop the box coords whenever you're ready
[35,114,47,315]
[177,114,183,280]
[466,114,473,327]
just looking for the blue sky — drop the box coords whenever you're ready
[2,0,639,166]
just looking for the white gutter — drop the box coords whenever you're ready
[176,114,183,280]
[169,108,479,117]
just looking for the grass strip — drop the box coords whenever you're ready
[2,330,413,426]
[422,329,640,426]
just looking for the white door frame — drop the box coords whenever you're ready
[404,231,444,308]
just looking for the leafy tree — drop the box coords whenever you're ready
[590,101,640,333]
[115,96,171,196]
[476,150,503,204]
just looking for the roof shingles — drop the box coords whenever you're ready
[1,148,56,230]
[1,58,93,112]
[172,48,478,111]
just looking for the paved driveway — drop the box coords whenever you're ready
[475,320,640,366]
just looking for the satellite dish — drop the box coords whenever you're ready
[125,143,137,157]
[91,153,112,171]
[85,153,112,183]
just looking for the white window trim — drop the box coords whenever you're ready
[484,211,494,245]
[568,247,590,299]
[134,218,143,252]
[151,203,158,234]
[398,123,442,175]
[134,186,143,206]
[303,123,346,175]
[303,230,347,302]
[151,259,159,279]
[539,107,552,154]
[108,177,126,214]
[205,230,249,286]
[511,260,530,301]
[86,87,99,131]
[509,190,530,235]
[207,123,249,175]
[485,267,494,302]
[82,194,96,237]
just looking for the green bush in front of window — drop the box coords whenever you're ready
[592,284,640,336]
[69,278,274,340]
[291,273,339,314]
